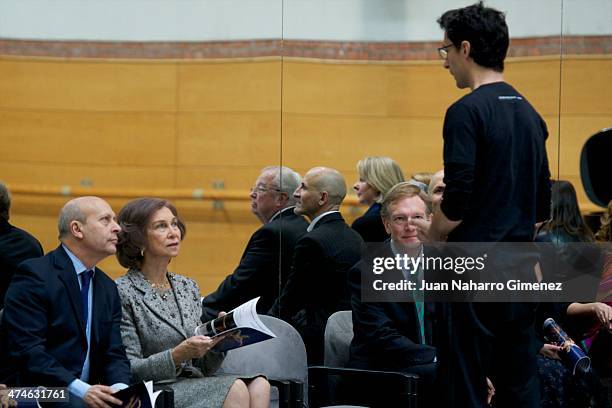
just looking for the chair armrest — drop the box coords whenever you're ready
[308,366,418,408]
[269,379,305,408]
[153,384,175,408]
[269,379,290,408]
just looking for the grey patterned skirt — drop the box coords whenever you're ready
[163,373,263,408]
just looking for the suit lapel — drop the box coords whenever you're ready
[54,247,87,341]
[128,270,188,339]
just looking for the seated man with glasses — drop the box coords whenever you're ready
[201,166,308,321]
[348,183,438,403]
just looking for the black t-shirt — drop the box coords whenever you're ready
[440,82,551,242]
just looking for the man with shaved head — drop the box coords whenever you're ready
[270,167,364,364]
[1,196,130,407]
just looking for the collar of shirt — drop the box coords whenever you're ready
[389,240,424,280]
[62,244,97,284]
[268,206,296,223]
[307,210,340,232]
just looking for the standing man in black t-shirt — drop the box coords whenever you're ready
[414,2,552,408]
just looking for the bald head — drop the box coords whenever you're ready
[294,167,347,219]
[306,167,347,205]
[58,197,96,239]
[58,196,121,268]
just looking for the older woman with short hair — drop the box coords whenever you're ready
[352,156,405,242]
[115,197,269,408]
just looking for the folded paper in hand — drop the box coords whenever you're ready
[112,381,161,408]
[195,297,276,352]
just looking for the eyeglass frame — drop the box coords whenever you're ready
[388,213,427,226]
[437,43,454,59]
[250,185,282,195]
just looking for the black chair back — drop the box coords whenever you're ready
[580,128,611,208]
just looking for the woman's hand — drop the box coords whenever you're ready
[590,302,612,329]
[0,384,17,408]
[486,377,495,405]
[539,343,563,360]
[172,335,224,364]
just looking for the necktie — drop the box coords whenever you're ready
[415,300,426,344]
[80,270,93,324]
[413,266,426,344]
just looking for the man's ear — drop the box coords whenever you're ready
[383,217,393,235]
[276,191,289,205]
[70,220,84,239]
[319,191,328,206]
[461,40,471,58]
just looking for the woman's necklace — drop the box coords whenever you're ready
[144,274,172,300]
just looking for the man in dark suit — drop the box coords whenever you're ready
[1,196,130,407]
[349,183,437,403]
[0,181,44,308]
[201,166,308,321]
[270,167,364,364]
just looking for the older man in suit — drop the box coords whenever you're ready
[201,166,308,321]
[270,167,364,364]
[349,183,437,404]
[0,181,44,308]
[0,196,130,407]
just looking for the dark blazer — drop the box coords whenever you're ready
[348,244,436,372]
[351,203,389,243]
[0,245,130,387]
[270,212,364,364]
[202,208,308,321]
[0,218,44,308]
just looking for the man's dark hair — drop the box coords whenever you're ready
[0,181,11,221]
[438,1,509,72]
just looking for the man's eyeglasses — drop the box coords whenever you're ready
[437,43,454,59]
[250,185,281,195]
[390,214,425,226]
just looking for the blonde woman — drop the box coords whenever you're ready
[352,156,405,242]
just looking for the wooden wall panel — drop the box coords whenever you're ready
[0,162,175,189]
[281,114,444,174]
[177,112,280,167]
[178,60,282,112]
[176,166,278,190]
[0,110,177,166]
[385,64,465,117]
[283,61,468,117]
[504,59,562,117]
[560,59,612,115]
[283,62,393,116]
[0,59,176,112]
